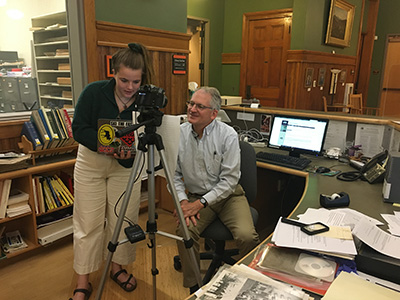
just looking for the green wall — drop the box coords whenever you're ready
[187,0,225,89]
[292,0,362,55]
[95,0,187,33]
[368,0,400,107]
[220,0,293,95]
[94,0,393,109]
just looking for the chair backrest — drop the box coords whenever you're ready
[239,141,257,204]
[322,96,328,112]
[349,94,363,114]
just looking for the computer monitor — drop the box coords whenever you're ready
[268,114,329,158]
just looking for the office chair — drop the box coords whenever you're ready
[173,141,259,284]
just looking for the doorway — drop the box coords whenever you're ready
[187,17,209,88]
[379,35,400,117]
[240,9,292,107]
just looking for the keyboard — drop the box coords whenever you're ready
[256,152,311,170]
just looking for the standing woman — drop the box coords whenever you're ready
[70,43,154,300]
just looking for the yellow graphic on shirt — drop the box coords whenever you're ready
[98,124,115,145]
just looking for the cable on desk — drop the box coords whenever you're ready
[336,171,362,181]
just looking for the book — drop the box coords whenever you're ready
[50,109,67,147]
[53,175,74,204]
[44,177,62,207]
[7,189,29,206]
[34,177,46,214]
[97,119,136,155]
[54,108,73,146]
[6,202,31,218]
[41,178,55,210]
[21,121,43,150]
[58,171,74,195]
[37,108,54,149]
[0,179,12,219]
[42,107,61,148]
[30,110,50,149]
[32,177,39,214]
[51,176,72,205]
[59,108,75,144]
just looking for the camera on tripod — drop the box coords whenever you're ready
[134,84,168,109]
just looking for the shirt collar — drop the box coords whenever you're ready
[190,119,217,138]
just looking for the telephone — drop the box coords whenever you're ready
[360,150,388,183]
[337,150,388,183]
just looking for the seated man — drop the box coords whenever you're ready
[174,86,260,293]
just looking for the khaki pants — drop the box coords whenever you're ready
[73,145,141,275]
[176,185,260,287]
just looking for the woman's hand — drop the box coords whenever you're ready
[114,149,132,160]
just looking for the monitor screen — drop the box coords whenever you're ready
[268,114,329,157]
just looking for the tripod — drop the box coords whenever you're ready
[95,111,203,300]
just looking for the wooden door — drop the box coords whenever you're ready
[380,36,400,117]
[240,10,292,107]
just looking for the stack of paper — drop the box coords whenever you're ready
[272,217,357,259]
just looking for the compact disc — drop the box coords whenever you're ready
[294,254,335,279]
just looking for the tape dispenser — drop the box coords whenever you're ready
[320,192,350,208]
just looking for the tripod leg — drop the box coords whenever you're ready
[95,150,145,300]
[157,148,203,288]
[147,145,159,300]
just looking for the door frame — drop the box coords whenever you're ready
[187,16,210,87]
[378,34,400,116]
[240,9,292,106]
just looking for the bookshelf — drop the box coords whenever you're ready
[31,11,74,109]
[0,153,75,259]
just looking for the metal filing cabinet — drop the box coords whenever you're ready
[18,77,39,110]
[1,77,22,112]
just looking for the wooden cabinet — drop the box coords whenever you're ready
[31,11,74,109]
[0,158,75,259]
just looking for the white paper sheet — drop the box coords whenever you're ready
[324,120,348,152]
[322,272,400,300]
[271,217,357,256]
[352,218,400,259]
[354,123,385,157]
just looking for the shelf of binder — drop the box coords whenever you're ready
[18,135,77,166]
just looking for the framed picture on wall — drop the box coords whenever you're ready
[318,68,326,86]
[305,68,314,88]
[325,0,355,47]
[339,69,347,83]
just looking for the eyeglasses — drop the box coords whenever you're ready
[186,100,214,111]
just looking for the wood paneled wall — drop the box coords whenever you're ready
[0,120,25,152]
[285,50,357,111]
[87,20,191,115]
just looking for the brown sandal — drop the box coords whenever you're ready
[69,282,92,300]
[110,269,137,292]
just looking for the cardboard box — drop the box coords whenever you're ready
[57,77,71,85]
[62,90,72,98]
[221,96,242,106]
[58,63,70,70]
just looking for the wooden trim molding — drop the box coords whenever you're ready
[287,50,357,65]
[96,21,191,52]
[221,53,241,64]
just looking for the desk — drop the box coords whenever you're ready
[185,153,398,299]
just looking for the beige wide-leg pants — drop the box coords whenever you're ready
[73,145,141,275]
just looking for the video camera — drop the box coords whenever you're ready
[134,84,168,109]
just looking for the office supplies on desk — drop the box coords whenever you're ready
[256,151,311,170]
[320,192,350,208]
[249,244,336,295]
[272,217,357,258]
[281,217,330,235]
